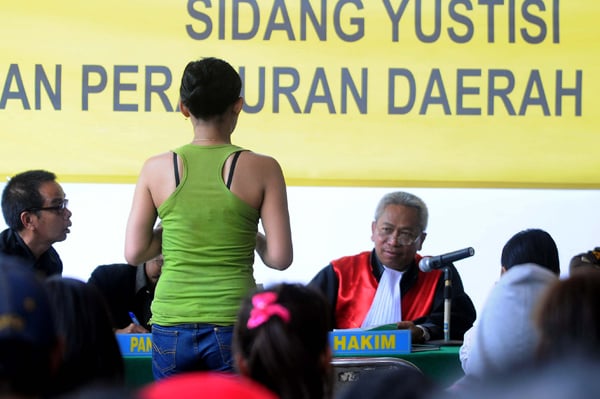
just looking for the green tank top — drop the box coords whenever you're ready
[152,144,259,326]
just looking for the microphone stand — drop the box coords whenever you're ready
[443,266,452,343]
[430,265,463,346]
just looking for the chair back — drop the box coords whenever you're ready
[331,356,423,394]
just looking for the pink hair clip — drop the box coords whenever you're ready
[247,291,291,329]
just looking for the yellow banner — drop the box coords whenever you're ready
[0,1,597,188]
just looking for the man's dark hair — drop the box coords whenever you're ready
[501,229,560,275]
[1,170,56,230]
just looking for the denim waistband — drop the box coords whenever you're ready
[152,322,233,330]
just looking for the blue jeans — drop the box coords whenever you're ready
[151,323,234,380]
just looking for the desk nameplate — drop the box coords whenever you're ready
[117,333,152,357]
[330,329,411,356]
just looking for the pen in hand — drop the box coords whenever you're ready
[129,311,141,326]
[115,311,149,334]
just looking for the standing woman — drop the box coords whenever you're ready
[125,57,293,379]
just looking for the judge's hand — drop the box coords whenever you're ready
[396,321,425,344]
[115,323,149,334]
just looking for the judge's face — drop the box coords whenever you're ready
[371,204,425,272]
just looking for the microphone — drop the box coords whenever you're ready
[419,247,475,272]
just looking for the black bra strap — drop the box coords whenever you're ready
[173,152,180,187]
[226,151,242,189]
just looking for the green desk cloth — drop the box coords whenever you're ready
[123,345,463,390]
[397,346,464,386]
[124,356,154,390]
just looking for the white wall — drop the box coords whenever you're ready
[2,183,599,314]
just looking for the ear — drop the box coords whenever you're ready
[371,221,377,242]
[232,97,244,115]
[500,266,507,275]
[179,100,191,118]
[20,211,36,230]
[417,232,427,250]
[235,353,250,376]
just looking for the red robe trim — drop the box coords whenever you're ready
[332,251,442,329]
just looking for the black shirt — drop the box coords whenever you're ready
[0,228,63,278]
[88,263,154,330]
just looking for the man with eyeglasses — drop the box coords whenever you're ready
[0,170,72,278]
[309,191,476,343]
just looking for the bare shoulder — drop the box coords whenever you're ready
[230,151,285,201]
[239,151,283,172]
[144,151,172,167]
[133,151,177,207]
[136,151,175,196]
[139,151,172,176]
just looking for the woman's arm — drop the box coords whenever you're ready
[124,158,163,265]
[255,156,293,270]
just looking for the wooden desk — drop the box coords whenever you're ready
[122,345,463,390]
